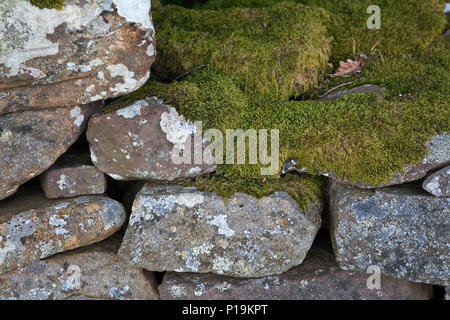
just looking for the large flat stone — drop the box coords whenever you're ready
[328,180,449,286]
[0,187,126,275]
[118,184,322,278]
[87,97,215,181]
[0,0,156,114]
[0,103,100,200]
[0,236,159,300]
[158,240,432,300]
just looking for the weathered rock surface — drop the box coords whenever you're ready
[0,103,100,200]
[422,165,450,197]
[40,153,107,199]
[87,97,216,181]
[0,237,159,300]
[318,84,385,101]
[0,187,126,275]
[0,0,156,114]
[329,181,449,286]
[118,184,322,278]
[158,241,432,300]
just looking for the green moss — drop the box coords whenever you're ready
[187,173,324,210]
[200,0,446,63]
[152,2,331,100]
[28,0,65,9]
[109,36,449,187]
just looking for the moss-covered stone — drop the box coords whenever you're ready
[109,36,450,187]
[187,173,324,210]
[152,2,331,100]
[28,0,65,9]
[201,0,447,62]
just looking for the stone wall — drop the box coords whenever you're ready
[0,0,448,300]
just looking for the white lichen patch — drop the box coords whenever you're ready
[56,174,75,191]
[107,64,149,96]
[168,284,187,298]
[116,99,148,119]
[209,215,235,237]
[177,193,204,208]
[160,106,196,150]
[212,256,233,275]
[70,106,84,127]
[146,43,155,57]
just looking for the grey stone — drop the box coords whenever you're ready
[0,236,159,300]
[329,180,449,285]
[0,102,100,200]
[0,0,156,114]
[422,165,450,197]
[0,186,126,275]
[118,184,323,277]
[158,240,432,300]
[87,97,216,181]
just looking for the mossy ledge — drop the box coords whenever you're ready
[201,0,447,63]
[109,36,450,187]
[28,0,66,9]
[185,173,324,211]
[152,1,331,100]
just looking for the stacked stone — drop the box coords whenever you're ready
[0,0,159,299]
[0,0,448,301]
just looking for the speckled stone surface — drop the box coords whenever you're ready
[0,187,126,275]
[0,0,156,113]
[329,180,449,286]
[87,97,216,181]
[40,153,107,199]
[0,236,159,300]
[158,240,432,300]
[118,184,323,278]
[422,165,450,197]
[0,102,100,200]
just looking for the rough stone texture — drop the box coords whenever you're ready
[0,236,159,300]
[118,184,322,278]
[422,165,450,197]
[0,0,156,114]
[87,97,216,181]
[333,132,450,188]
[40,153,107,199]
[328,180,449,286]
[0,187,126,275]
[158,240,432,300]
[318,84,385,101]
[0,103,100,200]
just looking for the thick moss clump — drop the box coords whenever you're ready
[108,37,450,186]
[152,2,331,100]
[188,173,324,210]
[201,0,447,62]
[28,0,65,9]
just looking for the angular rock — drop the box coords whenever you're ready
[0,187,126,275]
[0,103,100,200]
[118,184,322,278]
[40,153,107,199]
[422,165,450,197]
[0,0,156,114]
[87,97,216,181]
[158,242,432,300]
[0,237,159,300]
[328,180,449,286]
